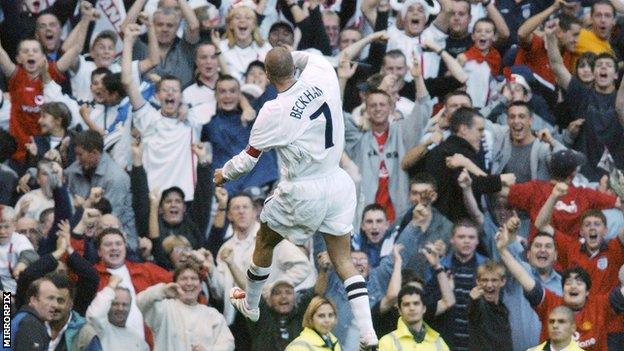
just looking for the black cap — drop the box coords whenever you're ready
[269,21,294,35]
[550,150,586,180]
[160,186,186,206]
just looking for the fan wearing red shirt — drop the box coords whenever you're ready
[0,38,80,162]
[515,1,581,86]
[498,224,624,351]
[507,149,619,240]
[536,182,624,294]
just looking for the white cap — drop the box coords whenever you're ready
[390,0,441,20]
[509,74,531,93]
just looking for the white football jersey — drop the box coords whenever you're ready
[248,52,345,180]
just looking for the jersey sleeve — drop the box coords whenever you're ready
[292,51,336,85]
[132,102,159,136]
[248,101,289,151]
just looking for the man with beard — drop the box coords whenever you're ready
[85,274,149,350]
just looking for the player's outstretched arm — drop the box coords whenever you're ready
[216,146,261,186]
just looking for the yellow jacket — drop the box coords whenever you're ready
[285,327,342,351]
[527,340,585,351]
[379,318,450,351]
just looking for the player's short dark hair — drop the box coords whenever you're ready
[397,285,424,306]
[156,74,182,91]
[74,130,104,153]
[102,72,126,98]
[449,107,482,134]
[409,173,438,192]
[160,186,186,207]
[507,100,533,116]
[95,227,126,249]
[444,90,472,105]
[361,203,387,222]
[41,102,72,130]
[580,209,607,227]
[561,267,591,291]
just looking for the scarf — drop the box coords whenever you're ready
[463,45,502,76]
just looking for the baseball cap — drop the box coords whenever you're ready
[269,21,294,35]
[509,74,531,93]
[270,279,295,294]
[160,186,186,205]
[550,150,586,180]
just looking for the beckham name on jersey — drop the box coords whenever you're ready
[289,86,324,119]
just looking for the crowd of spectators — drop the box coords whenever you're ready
[2,0,624,350]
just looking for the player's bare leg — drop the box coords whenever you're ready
[230,222,283,321]
[323,233,379,349]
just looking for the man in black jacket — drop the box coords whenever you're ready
[13,277,60,350]
[423,107,515,221]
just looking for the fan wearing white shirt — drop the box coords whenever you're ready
[386,0,453,79]
[182,42,221,126]
[122,24,203,201]
[0,205,37,294]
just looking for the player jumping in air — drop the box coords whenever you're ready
[214,47,379,349]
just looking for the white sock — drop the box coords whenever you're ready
[344,275,377,340]
[244,262,271,310]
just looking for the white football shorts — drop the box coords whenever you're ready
[260,167,356,245]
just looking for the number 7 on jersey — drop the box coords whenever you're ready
[310,102,334,149]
